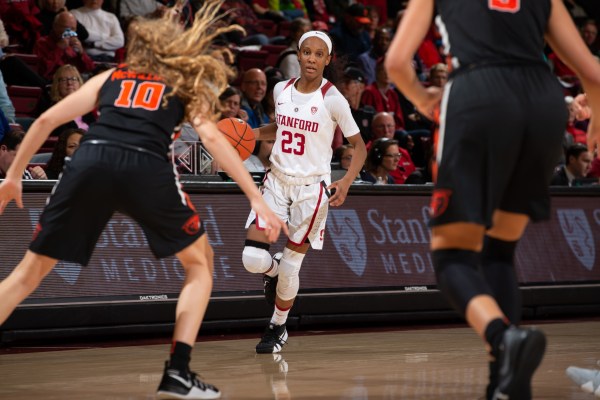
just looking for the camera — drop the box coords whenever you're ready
[62,28,78,39]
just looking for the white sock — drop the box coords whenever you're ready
[270,303,291,326]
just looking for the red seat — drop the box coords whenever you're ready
[257,19,277,37]
[261,44,288,67]
[11,53,40,75]
[277,21,292,38]
[37,136,58,154]
[8,85,43,118]
[237,50,269,73]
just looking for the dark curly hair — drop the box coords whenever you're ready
[45,128,85,178]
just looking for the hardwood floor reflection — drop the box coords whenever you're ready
[0,321,598,399]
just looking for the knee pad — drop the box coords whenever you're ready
[242,242,272,274]
[276,248,306,301]
[432,249,490,317]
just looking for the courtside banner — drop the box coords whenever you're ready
[0,193,599,304]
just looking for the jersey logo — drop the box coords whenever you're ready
[311,106,318,115]
[182,214,201,235]
[429,189,452,218]
[488,0,520,13]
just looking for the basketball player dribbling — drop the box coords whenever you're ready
[241,30,367,354]
[0,2,287,399]
[386,0,600,399]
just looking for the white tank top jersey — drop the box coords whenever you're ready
[270,78,359,177]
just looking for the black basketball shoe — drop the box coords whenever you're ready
[263,252,282,306]
[493,326,546,400]
[156,362,221,399]
[256,323,288,354]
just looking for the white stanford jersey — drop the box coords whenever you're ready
[271,78,359,177]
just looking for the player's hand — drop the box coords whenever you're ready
[414,86,443,121]
[0,178,24,214]
[573,93,591,121]
[328,178,350,207]
[250,199,288,243]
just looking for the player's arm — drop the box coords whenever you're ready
[384,0,441,118]
[253,123,277,141]
[191,117,288,242]
[546,0,600,155]
[5,68,113,182]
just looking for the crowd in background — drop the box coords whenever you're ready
[0,0,598,186]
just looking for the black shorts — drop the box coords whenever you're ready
[29,143,205,265]
[430,64,568,228]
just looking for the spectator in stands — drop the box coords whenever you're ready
[219,86,248,122]
[38,0,89,40]
[329,3,372,59]
[0,18,7,58]
[361,57,405,130]
[428,63,448,88]
[333,143,354,171]
[365,5,380,40]
[551,143,594,186]
[357,26,391,85]
[369,111,415,184]
[240,68,269,128]
[360,137,399,184]
[0,0,42,51]
[71,0,124,62]
[48,64,97,135]
[220,0,279,46]
[336,66,374,144]
[243,139,274,173]
[580,19,600,57]
[119,0,166,26]
[0,71,15,124]
[44,127,83,179]
[34,11,95,81]
[263,74,285,123]
[278,17,311,79]
[566,96,588,145]
[0,127,46,179]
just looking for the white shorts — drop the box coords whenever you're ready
[245,168,331,250]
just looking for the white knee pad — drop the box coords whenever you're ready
[242,246,273,274]
[277,248,306,301]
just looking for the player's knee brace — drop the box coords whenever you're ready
[242,240,272,274]
[276,248,306,301]
[432,249,491,317]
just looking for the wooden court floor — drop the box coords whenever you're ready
[0,320,598,399]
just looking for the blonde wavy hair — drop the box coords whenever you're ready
[125,0,243,121]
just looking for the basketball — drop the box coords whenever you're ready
[216,117,256,161]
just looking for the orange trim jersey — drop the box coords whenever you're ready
[82,66,185,156]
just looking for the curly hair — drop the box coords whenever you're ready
[125,0,244,121]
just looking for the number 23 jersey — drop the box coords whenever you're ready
[271,78,359,178]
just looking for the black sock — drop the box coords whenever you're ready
[169,341,192,373]
[484,318,509,359]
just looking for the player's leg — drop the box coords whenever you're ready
[157,234,221,400]
[256,241,309,354]
[0,251,57,325]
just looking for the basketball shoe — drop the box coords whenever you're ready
[566,366,600,397]
[492,326,546,400]
[256,323,288,354]
[263,252,282,306]
[156,361,221,399]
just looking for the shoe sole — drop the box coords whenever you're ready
[156,390,221,399]
[493,329,546,400]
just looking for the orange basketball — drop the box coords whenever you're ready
[216,117,255,161]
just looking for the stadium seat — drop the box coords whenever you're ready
[261,44,288,67]
[8,85,43,118]
[257,19,277,37]
[237,50,269,73]
[11,53,40,75]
